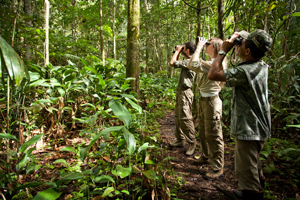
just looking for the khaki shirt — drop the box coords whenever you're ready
[223,60,271,141]
[174,59,196,91]
[189,58,222,97]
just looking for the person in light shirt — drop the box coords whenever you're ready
[186,37,227,180]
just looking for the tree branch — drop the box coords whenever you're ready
[182,0,209,11]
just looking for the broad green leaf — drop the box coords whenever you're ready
[57,88,65,97]
[79,146,89,162]
[19,134,43,154]
[80,126,124,162]
[0,35,29,85]
[121,190,130,195]
[122,127,136,155]
[88,126,124,149]
[145,160,155,164]
[54,159,69,168]
[291,12,300,17]
[61,172,84,180]
[278,148,300,156]
[94,175,115,183]
[142,169,156,180]
[260,151,269,158]
[15,182,43,190]
[102,187,114,197]
[109,100,132,128]
[59,147,76,154]
[112,165,132,178]
[32,188,62,200]
[125,97,142,114]
[138,142,155,153]
[0,133,18,141]
[17,154,28,172]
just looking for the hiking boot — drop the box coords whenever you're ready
[193,157,209,166]
[231,189,243,199]
[185,143,196,156]
[169,139,185,147]
[205,168,223,180]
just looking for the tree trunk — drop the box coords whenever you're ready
[113,0,116,60]
[44,0,49,68]
[126,0,140,94]
[11,0,21,47]
[144,0,149,73]
[217,0,224,40]
[24,0,32,60]
[99,0,105,65]
[196,0,201,37]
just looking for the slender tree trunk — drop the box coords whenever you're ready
[196,0,201,37]
[99,0,105,65]
[24,0,32,60]
[44,0,49,68]
[126,0,140,94]
[113,0,116,60]
[144,0,149,73]
[217,0,224,40]
[11,0,22,47]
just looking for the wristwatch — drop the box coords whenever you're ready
[218,50,227,55]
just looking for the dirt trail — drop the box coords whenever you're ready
[158,110,238,200]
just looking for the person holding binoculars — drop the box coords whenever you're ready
[207,30,272,200]
[186,37,227,180]
[169,42,197,156]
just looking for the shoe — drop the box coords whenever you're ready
[185,143,196,156]
[193,157,209,166]
[231,189,243,199]
[169,139,185,147]
[242,190,264,200]
[205,168,223,180]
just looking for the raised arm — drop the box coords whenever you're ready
[187,37,206,69]
[208,33,239,81]
[170,45,183,67]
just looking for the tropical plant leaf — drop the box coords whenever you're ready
[124,97,142,114]
[94,175,115,183]
[32,188,62,200]
[138,142,155,153]
[122,127,136,155]
[54,159,69,168]
[0,35,29,85]
[102,187,115,197]
[142,169,156,180]
[0,133,18,141]
[19,134,43,154]
[59,146,76,154]
[109,100,132,128]
[112,165,132,178]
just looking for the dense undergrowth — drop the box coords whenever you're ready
[1,50,300,199]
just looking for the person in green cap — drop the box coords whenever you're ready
[207,29,273,200]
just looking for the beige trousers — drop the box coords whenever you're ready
[174,89,196,144]
[198,95,224,171]
[235,139,265,192]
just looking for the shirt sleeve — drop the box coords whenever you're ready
[173,59,189,69]
[189,58,211,74]
[223,67,248,87]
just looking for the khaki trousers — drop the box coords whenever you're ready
[198,95,224,171]
[174,89,196,144]
[235,139,265,192]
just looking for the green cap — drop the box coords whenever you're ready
[239,29,273,52]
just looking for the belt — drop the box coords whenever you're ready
[200,95,219,101]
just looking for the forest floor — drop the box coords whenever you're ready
[157,110,237,200]
[156,110,293,200]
